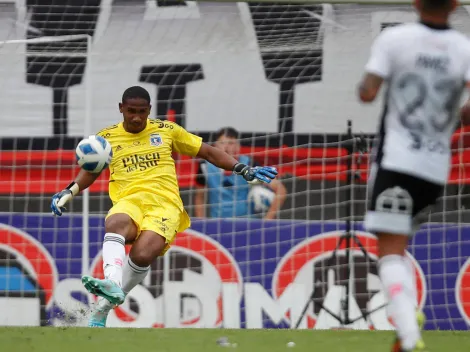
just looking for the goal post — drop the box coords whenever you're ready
[0,32,94,301]
[0,0,469,330]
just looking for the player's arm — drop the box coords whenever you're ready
[197,143,278,184]
[358,30,392,103]
[263,179,287,220]
[172,123,278,184]
[358,73,384,103]
[51,169,101,216]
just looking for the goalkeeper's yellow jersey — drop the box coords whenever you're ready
[97,119,202,210]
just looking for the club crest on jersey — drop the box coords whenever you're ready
[150,133,163,147]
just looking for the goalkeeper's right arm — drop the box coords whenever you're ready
[51,170,100,216]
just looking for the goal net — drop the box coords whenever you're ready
[0,0,469,330]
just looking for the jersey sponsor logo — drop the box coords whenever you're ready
[375,186,413,215]
[121,152,160,172]
[0,224,58,326]
[150,133,163,147]
[272,231,426,330]
[455,258,470,326]
[89,229,243,328]
[155,121,174,130]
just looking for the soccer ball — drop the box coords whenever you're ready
[248,185,275,215]
[75,135,113,173]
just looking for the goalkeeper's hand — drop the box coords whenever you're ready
[233,163,278,185]
[51,182,80,216]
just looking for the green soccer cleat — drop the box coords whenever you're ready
[416,311,425,330]
[88,306,110,328]
[391,311,427,352]
[82,275,125,306]
[87,297,115,328]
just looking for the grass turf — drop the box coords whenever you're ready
[0,328,468,352]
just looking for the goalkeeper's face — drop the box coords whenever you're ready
[119,98,151,133]
[214,135,240,157]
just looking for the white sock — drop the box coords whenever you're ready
[102,233,126,287]
[95,258,150,312]
[403,255,418,308]
[378,255,421,350]
[122,258,150,294]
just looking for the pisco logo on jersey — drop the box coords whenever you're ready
[455,257,470,326]
[272,231,427,330]
[0,224,58,326]
[89,229,243,328]
[121,152,161,172]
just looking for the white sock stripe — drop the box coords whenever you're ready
[103,237,125,246]
[104,233,125,240]
[104,233,125,245]
[128,259,150,273]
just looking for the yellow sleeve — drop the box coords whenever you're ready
[171,123,203,157]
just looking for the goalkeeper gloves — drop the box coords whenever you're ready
[233,163,278,184]
[51,182,80,216]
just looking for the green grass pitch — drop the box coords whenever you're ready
[0,328,468,352]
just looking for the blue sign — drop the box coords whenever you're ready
[0,214,469,330]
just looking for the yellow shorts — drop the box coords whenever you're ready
[106,193,190,256]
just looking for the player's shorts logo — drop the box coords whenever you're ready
[0,224,58,326]
[272,231,426,330]
[150,133,163,147]
[89,229,242,328]
[455,257,470,325]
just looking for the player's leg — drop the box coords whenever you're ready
[88,202,182,327]
[83,198,144,327]
[364,168,437,351]
[88,230,165,327]
[89,217,177,327]
[85,212,141,327]
[376,233,423,352]
[83,213,139,303]
[117,205,182,302]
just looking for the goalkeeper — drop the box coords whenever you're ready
[50,86,278,328]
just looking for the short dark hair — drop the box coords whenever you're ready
[214,127,239,141]
[422,0,452,11]
[122,86,151,104]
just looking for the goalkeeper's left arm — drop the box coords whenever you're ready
[196,143,278,184]
[50,169,100,216]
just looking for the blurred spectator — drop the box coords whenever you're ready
[194,127,286,219]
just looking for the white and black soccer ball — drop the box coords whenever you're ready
[75,135,113,173]
[248,185,275,215]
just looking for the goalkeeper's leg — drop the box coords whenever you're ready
[83,214,138,308]
[88,230,166,327]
